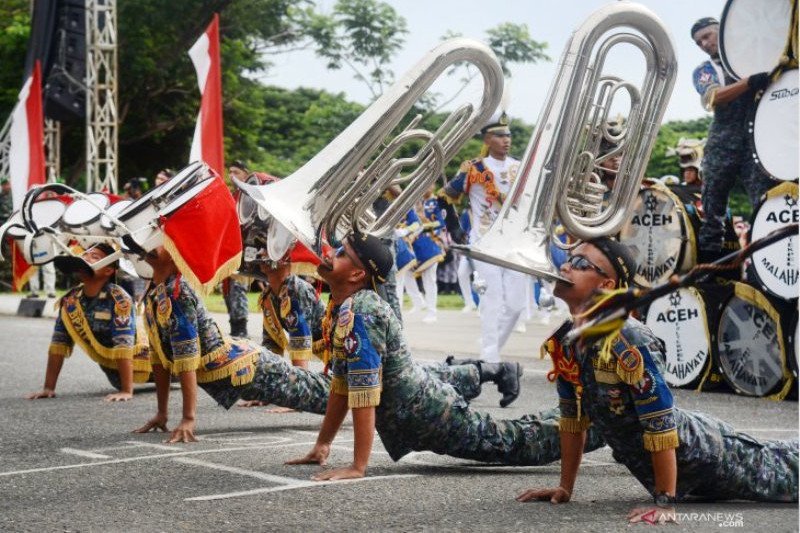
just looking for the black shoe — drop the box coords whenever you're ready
[27,292,40,299]
[445,355,483,366]
[46,293,57,298]
[478,362,523,408]
[229,318,249,338]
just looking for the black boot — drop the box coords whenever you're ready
[230,318,249,338]
[479,362,523,408]
[445,355,483,366]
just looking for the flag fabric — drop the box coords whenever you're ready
[8,60,45,292]
[9,61,45,210]
[161,173,242,295]
[188,14,224,177]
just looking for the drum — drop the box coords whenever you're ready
[719,0,793,80]
[100,199,132,231]
[747,182,798,300]
[61,192,110,235]
[644,286,724,389]
[749,69,799,182]
[115,161,212,253]
[1,199,66,240]
[714,282,791,397]
[620,184,697,287]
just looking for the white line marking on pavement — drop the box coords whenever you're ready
[172,457,303,485]
[123,441,183,452]
[59,448,112,460]
[185,474,420,501]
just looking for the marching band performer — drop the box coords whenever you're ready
[26,243,152,402]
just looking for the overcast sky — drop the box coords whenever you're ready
[259,0,728,124]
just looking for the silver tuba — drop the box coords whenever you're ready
[234,38,504,260]
[454,1,677,282]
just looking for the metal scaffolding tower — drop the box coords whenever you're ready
[85,0,118,193]
[44,118,60,183]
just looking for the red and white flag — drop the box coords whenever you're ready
[9,60,45,210]
[8,60,45,291]
[188,14,224,176]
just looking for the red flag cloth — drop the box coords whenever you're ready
[289,241,332,279]
[9,60,45,211]
[161,175,242,295]
[188,14,224,177]
[11,240,34,292]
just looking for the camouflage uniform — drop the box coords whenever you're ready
[692,58,775,254]
[0,189,13,290]
[372,195,403,323]
[49,283,152,389]
[222,277,249,336]
[144,275,329,412]
[550,317,798,502]
[324,289,605,464]
[259,274,325,361]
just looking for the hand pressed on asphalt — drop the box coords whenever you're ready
[285,443,330,466]
[516,486,571,503]
[26,389,56,400]
[132,414,168,434]
[104,392,133,402]
[166,419,197,443]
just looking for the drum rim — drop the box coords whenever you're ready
[746,182,799,300]
[29,198,67,228]
[645,286,712,387]
[748,69,799,182]
[715,281,789,396]
[100,199,133,229]
[623,185,694,288]
[61,196,109,227]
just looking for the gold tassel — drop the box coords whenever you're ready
[131,358,153,373]
[196,351,260,384]
[133,371,151,384]
[559,416,591,433]
[48,343,73,358]
[163,235,243,296]
[616,358,644,384]
[643,430,680,452]
[348,388,382,409]
[695,358,713,392]
[199,342,231,366]
[330,375,349,396]
[288,348,314,361]
[170,356,201,375]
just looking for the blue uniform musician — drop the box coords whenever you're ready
[397,207,444,322]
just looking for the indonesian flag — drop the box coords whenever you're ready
[188,14,224,177]
[162,173,242,295]
[8,61,45,291]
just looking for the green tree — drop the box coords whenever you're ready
[0,1,31,118]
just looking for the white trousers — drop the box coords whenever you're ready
[474,260,529,362]
[29,262,56,294]
[419,264,438,316]
[401,270,426,309]
[457,254,476,309]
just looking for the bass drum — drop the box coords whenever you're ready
[719,0,793,80]
[620,184,696,288]
[644,285,725,390]
[714,282,792,397]
[749,69,799,182]
[746,182,798,300]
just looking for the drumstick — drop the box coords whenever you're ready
[564,223,798,345]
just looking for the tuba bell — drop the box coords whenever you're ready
[234,37,505,261]
[453,1,677,282]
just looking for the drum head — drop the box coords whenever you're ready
[749,182,798,300]
[716,283,787,396]
[62,193,109,227]
[100,199,133,230]
[751,69,799,181]
[620,186,691,287]
[29,199,66,231]
[720,0,792,80]
[645,287,711,388]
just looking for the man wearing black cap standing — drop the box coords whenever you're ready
[518,238,797,520]
[287,231,606,481]
[26,244,152,402]
[690,17,774,262]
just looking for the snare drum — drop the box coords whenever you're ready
[61,192,110,235]
[719,0,792,80]
[100,199,132,231]
[714,282,791,397]
[747,182,798,300]
[1,198,67,240]
[644,286,724,389]
[749,69,799,182]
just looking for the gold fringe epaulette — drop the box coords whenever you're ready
[643,430,680,452]
[559,416,591,433]
[133,371,151,383]
[48,343,73,358]
[163,234,242,296]
[170,355,201,375]
[288,347,314,361]
[330,375,349,396]
[349,387,382,409]
[197,349,259,386]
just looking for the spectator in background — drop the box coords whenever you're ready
[155,169,174,187]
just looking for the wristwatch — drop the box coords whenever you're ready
[653,491,677,508]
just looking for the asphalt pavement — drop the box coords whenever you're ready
[0,308,797,532]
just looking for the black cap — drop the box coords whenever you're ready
[691,17,719,37]
[346,230,393,285]
[588,237,636,288]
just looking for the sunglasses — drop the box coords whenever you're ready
[566,254,608,277]
[335,245,359,265]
